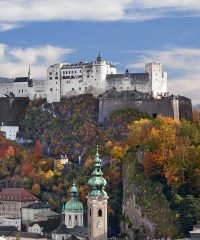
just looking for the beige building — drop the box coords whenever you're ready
[0,188,38,219]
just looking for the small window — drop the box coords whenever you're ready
[50,88,53,91]
[75,215,77,220]
[79,87,81,90]
[69,215,71,220]
[85,87,87,90]
[90,209,91,216]
[72,88,74,91]
[98,209,102,217]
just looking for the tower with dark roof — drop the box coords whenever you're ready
[87,149,108,240]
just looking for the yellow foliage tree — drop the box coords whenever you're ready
[31,183,41,196]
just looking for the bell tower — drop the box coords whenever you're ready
[87,148,108,240]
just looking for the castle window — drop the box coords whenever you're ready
[69,215,71,220]
[80,70,81,73]
[75,215,77,220]
[98,209,102,217]
[50,88,53,91]
[90,209,91,216]
[50,77,52,80]
[79,87,81,90]
[62,236,64,240]
[72,88,74,91]
[22,89,23,93]
[55,77,58,79]
[85,87,87,90]
[19,90,20,93]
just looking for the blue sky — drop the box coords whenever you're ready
[0,0,200,103]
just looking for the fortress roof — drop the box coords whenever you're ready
[106,73,149,83]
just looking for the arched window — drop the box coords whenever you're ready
[98,209,102,217]
[69,215,71,220]
[75,215,77,220]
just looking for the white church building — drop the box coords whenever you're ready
[0,54,167,104]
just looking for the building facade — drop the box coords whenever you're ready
[0,125,19,140]
[22,202,51,225]
[0,55,168,104]
[0,188,38,219]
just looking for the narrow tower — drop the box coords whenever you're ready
[28,65,32,80]
[87,149,108,240]
[28,65,33,87]
[64,183,84,228]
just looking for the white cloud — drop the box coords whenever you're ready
[0,44,75,79]
[127,47,200,104]
[0,0,200,30]
[0,23,23,31]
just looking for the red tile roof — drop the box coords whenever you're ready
[0,188,38,202]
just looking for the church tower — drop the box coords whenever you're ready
[87,149,108,240]
[64,183,84,228]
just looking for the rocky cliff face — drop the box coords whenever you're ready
[121,193,155,239]
[121,154,155,239]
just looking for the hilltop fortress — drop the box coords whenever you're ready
[0,54,192,138]
[0,54,167,103]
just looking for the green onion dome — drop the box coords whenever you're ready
[88,149,107,197]
[65,183,84,212]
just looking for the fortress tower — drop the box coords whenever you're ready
[87,149,108,240]
[145,62,167,98]
[64,183,84,228]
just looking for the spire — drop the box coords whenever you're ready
[88,148,107,197]
[28,65,32,80]
[96,52,102,62]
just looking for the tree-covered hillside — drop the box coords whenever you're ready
[1,95,200,238]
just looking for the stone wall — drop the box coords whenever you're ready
[0,97,29,125]
[98,95,193,123]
